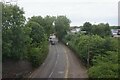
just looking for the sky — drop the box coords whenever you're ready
[4,0,119,26]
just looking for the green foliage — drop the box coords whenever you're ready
[29,48,41,67]
[63,34,74,43]
[28,16,44,26]
[43,16,56,36]
[81,22,111,37]
[92,23,111,37]
[2,4,26,60]
[88,51,118,78]
[28,15,55,37]
[2,3,49,67]
[26,21,46,47]
[28,47,48,67]
[67,35,106,63]
[110,26,120,29]
[64,33,119,78]
[55,16,70,40]
[102,37,118,52]
[82,22,92,34]
[25,20,48,67]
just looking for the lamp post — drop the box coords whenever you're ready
[87,39,92,68]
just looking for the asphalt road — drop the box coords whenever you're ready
[29,43,88,78]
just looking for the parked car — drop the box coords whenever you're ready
[117,29,120,35]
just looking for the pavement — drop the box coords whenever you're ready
[29,42,88,78]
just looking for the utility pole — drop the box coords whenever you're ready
[87,41,92,68]
[87,44,89,68]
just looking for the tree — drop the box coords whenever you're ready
[2,4,26,60]
[28,16,56,37]
[82,22,92,34]
[88,51,118,78]
[110,26,120,29]
[118,26,120,29]
[28,16,44,26]
[26,21,47,47]
[55,16,70,40]
[43,16,56,36]
[2,3,49,67]
[91,23,111,37]
[25,21,48,67]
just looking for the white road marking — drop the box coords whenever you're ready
[49,47,59,78]
[64,49,69,78]
[49,71,53,78]
[48,59,58,78]
[58,71,64,74]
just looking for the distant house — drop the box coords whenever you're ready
[111,29,120,37]
[69,26,81,34]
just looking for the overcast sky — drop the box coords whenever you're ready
[12,0,119,26]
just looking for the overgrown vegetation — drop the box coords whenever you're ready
[81,22,111,37]
[2,4,49,67]
[55,16,71,40]
[63,22,119,78]
[2,4,26,60]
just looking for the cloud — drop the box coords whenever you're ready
[17,0,119,26]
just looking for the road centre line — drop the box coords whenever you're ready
[49,46,59,78]
[64,48,69,78]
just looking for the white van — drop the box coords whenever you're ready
[49,34,58,45]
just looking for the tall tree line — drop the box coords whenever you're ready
[2,3,71,67]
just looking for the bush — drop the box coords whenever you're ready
[28,46,48,67]
[88,51,118,78]
[63,34,119,78]
[25,20,49,67]
[67,35,106,64]
[28,48,41,67]
[2,4,49,68]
